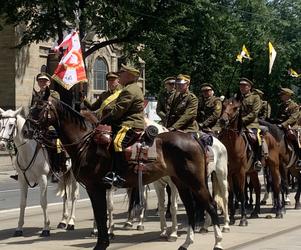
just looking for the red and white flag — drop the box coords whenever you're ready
[52,31,87,90]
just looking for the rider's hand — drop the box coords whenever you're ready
[277,124,283,129]
[168,127,176,132]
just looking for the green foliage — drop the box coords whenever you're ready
[1,0,301,109]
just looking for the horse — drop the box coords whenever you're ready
[259,119,301,209]
[219,97,283,226]
[0,107,79,236]
[23,88,224,250]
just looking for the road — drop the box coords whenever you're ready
[0,168,301,250]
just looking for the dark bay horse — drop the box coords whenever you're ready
[219,97,283,226]
[23,88,224,250]
[259,119,301,209]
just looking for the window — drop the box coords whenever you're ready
[93,58,108,91]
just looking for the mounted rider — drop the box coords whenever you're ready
[101,64,145,188]
[165,74,199,132]
[276,87,301,169]
[239,77,263,172]
[197,83,222,133]
[83,72,122,119]
[156,76,176,125]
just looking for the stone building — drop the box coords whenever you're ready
[0,26,145,111]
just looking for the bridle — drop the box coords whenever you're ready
[0,115,17,151]
[220,100,241,132]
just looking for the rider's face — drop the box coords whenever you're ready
[239,82,251,95]
[107,78,119,91]
[37,79,50,91]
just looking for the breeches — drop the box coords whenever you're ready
[113,126,141,152]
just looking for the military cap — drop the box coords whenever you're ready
[176,74,191,84]
[279,87,294,96]
[200,83,214,91]
[119,64,140,77]
[253,88,264,96]
[163,76,176,84]
[106,72,119,80]
[36,72,50,81]
[239,77,253,86]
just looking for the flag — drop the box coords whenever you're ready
[52,31,87,90]
[236,45,252,63]
[288,68,300,78]
[268,42,277,75]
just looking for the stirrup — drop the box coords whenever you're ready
[296,160,301,170]
[102,172,125,188]
[254,161,262,172]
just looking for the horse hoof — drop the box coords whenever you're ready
[260,200,267,205]
[40,230,50,237]
[199,228,208,234]
[239,220,248,226]
[213,247,223,250]
[229,219,235,225]
[66,224,74,230]
[250,213,259,219]
[178,247,187,250]
[93,241,109,250]
[91,231,98,237]
[285,201,291,205]
[222,227,230,233]
[246,204,253,210]
[137,225,144,231]
[13,230,23,237]
[57,222,66,229]
[295,203,301,210]
[168,235,177,242]
[265,215,273,219]
[123,222,133,229]
[109,233,115,240]
[275,213,283,219]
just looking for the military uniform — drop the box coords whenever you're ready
[197,83,222,130]
[253,89,271,120]
[165,75,198,132]
[156,77,176,124]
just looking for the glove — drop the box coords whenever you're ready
[198,123,204,129]
[277,124,283,129]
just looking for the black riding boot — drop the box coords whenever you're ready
[10,174,18,181]
[102,152,126,188]
[254,144,263,172]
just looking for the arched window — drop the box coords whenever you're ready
[93,58,108,91]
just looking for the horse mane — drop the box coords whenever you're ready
[259,119,284,142]
[52,98,88,129]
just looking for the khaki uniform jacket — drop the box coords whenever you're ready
[277,99,300,129]
[165,90,199,132]
[197,96,222,129]
[241,92,262,129]
[258,100,271,119]
[84,85,122,118]
[156,89,175,124]
[102,81,145,129]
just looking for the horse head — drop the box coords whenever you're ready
[219,97,241,129]
[0,107,23,151]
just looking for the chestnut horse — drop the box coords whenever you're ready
[22,88,223,250]
[219,97,283,226]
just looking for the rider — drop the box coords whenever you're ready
[101,64,145,188]
[83,72,122,119]
[165,74,198,132]
[276,87,301,169]
[156,76,176,125]
[197,83,222,132]
[253,88,271,120]
[239,77,263,172]
[10,73,61,181]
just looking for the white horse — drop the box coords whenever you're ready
[0,107,79,236]
[145,118,230,238]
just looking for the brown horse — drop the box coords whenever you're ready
[259,119,301,209]
[22,88,224,250]
[219,97,283,226]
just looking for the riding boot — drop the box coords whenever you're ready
[254,144,263,172]
[102,152,126,188]
[291,140,301,170]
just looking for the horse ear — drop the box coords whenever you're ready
[15,106,23,116]
[43,87,51,101]
[0,107,4,114]
[235,91,243,102]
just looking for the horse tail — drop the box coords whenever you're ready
[211,172,224,212]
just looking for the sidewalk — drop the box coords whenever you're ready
[0,154,14,172]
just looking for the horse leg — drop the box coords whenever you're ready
[228,176,235,225]
[14,179,28,237]
[136,187,147,231]
[166,184,172,219]
[124,188,134,229]
[66,180,79,231]
[261,167,270,205]
[270,164,283,218]
[87,186,109,250]
[236,173,248,226]
[249,172,261,218]
[294,172,301,209]
[39,174,50,236]
[57,190,69,229]
[154,180,169,239]
[168,180,178,241]
[106,188,115,239]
